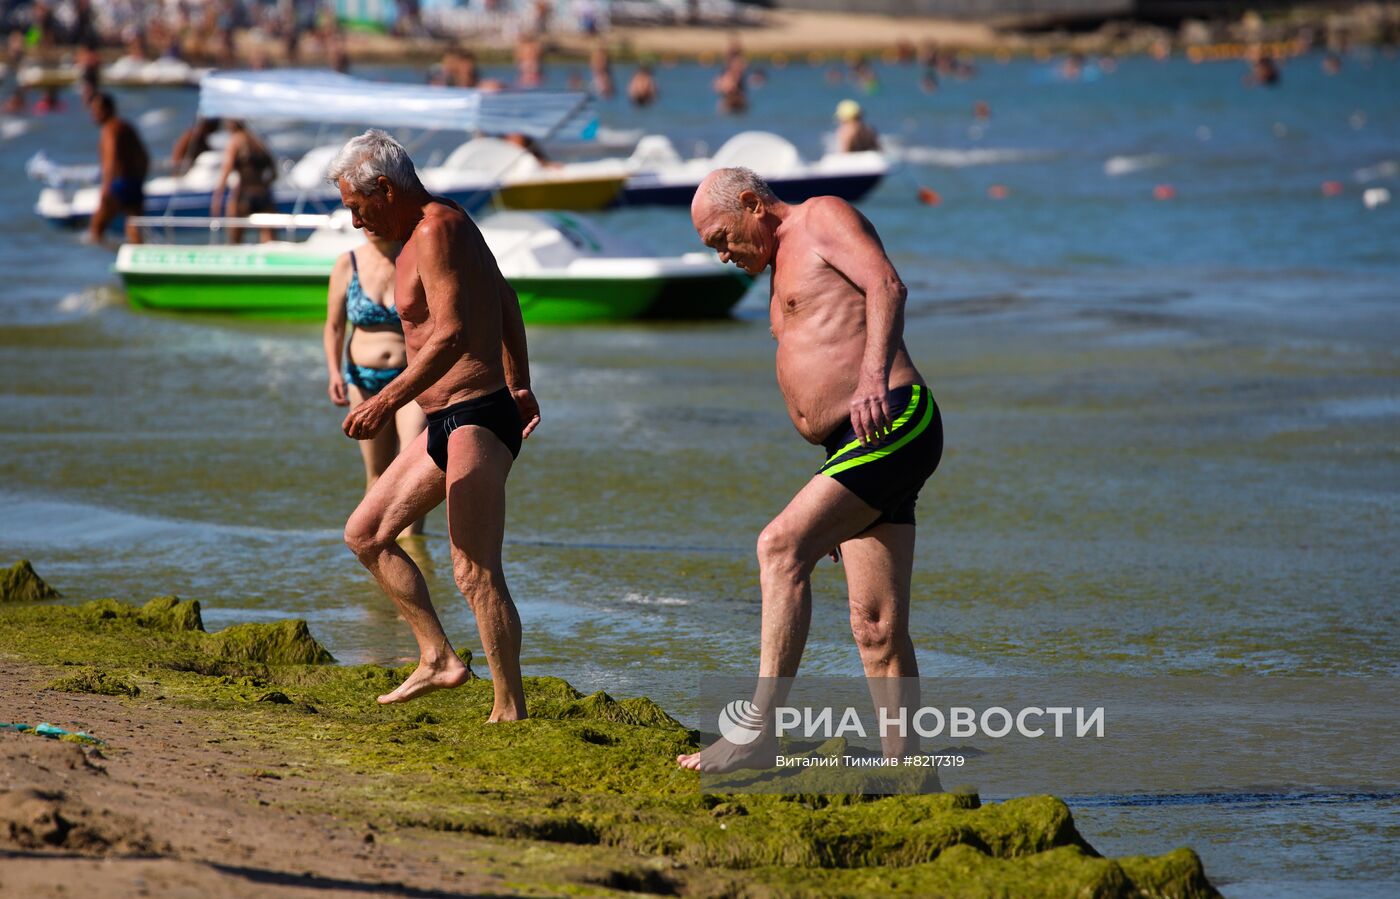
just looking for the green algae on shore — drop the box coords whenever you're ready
[0,563,1220,897]
[0,560,60,603]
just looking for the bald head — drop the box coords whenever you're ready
[693,167,776,221]
[691,167,783,276]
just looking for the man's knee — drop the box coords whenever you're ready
[344,511,391,560]
[850,603,898,655]
[452,554,502,599]
[756,521,812,581]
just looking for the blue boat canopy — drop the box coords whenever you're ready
[198,70,593,139]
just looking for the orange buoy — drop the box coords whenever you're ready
[987,184,1009,200]
[1321,180,1345,197]
[1153,184,1176,200]
[918,187,942,205]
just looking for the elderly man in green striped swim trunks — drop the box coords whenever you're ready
[679,167,943,773]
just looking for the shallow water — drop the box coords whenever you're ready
[2,53,1398,894]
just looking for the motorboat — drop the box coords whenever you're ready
[34,69,595,228]
[425,136,626,211]
[115,210,752,323]
[617,131,887,207]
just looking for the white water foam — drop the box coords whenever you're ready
[887,143,1058,168]
[1104,154,1169,177]
[0,493,338,549]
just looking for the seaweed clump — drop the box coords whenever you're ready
[0,560,60,604]
[0,577,1219,898]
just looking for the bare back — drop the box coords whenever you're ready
[395,198,514,414]
[104,118,149,181]
[769,198,921,443]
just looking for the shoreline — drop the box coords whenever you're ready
[15,5,1399,70]
[0,562,1220,898]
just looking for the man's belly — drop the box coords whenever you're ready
[776,345,861,444]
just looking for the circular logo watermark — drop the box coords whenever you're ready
[717,699,765,745]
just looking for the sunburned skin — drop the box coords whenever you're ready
[334,159,539,719]
[678,172,937,774]
[693,187,923,445]
[391,199,511,415]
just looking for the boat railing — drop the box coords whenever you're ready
[129,213,345,244]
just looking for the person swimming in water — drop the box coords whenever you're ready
[324,232,428,539]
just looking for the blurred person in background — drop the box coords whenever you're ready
[834,99,879,153]
[210,119,278,243]
[714,56,747,115]
[324,234,426,539]
[86,92,149,246]
[171,116,220,175]
[628,62,658,107]
[590,43,613,98]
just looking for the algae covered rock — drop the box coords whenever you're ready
[139,596,204,632]
[80,596,204,632]
[0,560,60,604]
[208,620,335,665]
[47,669,141,697]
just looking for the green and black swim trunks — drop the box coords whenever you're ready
[818,384,943,526]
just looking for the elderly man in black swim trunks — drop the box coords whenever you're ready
[329,130,541,720]
[679,168,943,772]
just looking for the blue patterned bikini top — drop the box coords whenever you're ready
[345,251,400,328]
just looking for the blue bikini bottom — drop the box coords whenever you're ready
[344,362,404,394]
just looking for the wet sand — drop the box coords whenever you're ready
[0,586,1218,898]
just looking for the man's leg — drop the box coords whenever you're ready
[122,202,144,244]
[394,401,429,538]
[677,476,880,772]
[841,522,920,757]
[343,428,461,704]
[87,193,115,244]
[444,426,525,722]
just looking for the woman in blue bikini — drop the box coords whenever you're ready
[323,233,427,537]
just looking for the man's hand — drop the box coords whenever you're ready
[342,395,392,440]
[849,372,892,447]
[328,373,348,407]
[512,386,541,439]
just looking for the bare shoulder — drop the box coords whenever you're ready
[414,200,474,245]
[804,196,868,231]
[331,252,352,276]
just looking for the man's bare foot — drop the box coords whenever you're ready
[487,706,526,723]
[677,733,780,773]
[376,656,471,704]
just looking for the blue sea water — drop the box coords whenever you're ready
[1,51,1397,895]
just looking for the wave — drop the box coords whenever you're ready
[885,142,1058,168]
[1104,153,1169,177]
[0,493,338,548]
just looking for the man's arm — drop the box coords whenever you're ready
[342,218,470,439]
[498,278,540,438]
[98,125,115,193]
[209,138,237,216]
[811,198,909,446]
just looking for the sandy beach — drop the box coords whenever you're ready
[0,564,1218,898]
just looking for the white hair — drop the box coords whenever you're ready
[704,166,777,213]
[326,129,423,194]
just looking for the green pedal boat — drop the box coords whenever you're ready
[115,211,753,324]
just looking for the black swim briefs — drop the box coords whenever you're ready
[425,387,523,472]
[817,384,943,527]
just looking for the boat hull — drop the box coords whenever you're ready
[41,187,492,230]
[496,176,626,212]
[617,171,884,208]
[117,248,752,324]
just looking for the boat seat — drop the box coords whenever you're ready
[628,135,683,170]
[439,137,540,180]
[286,144,343,191]
[711,131,803,175]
